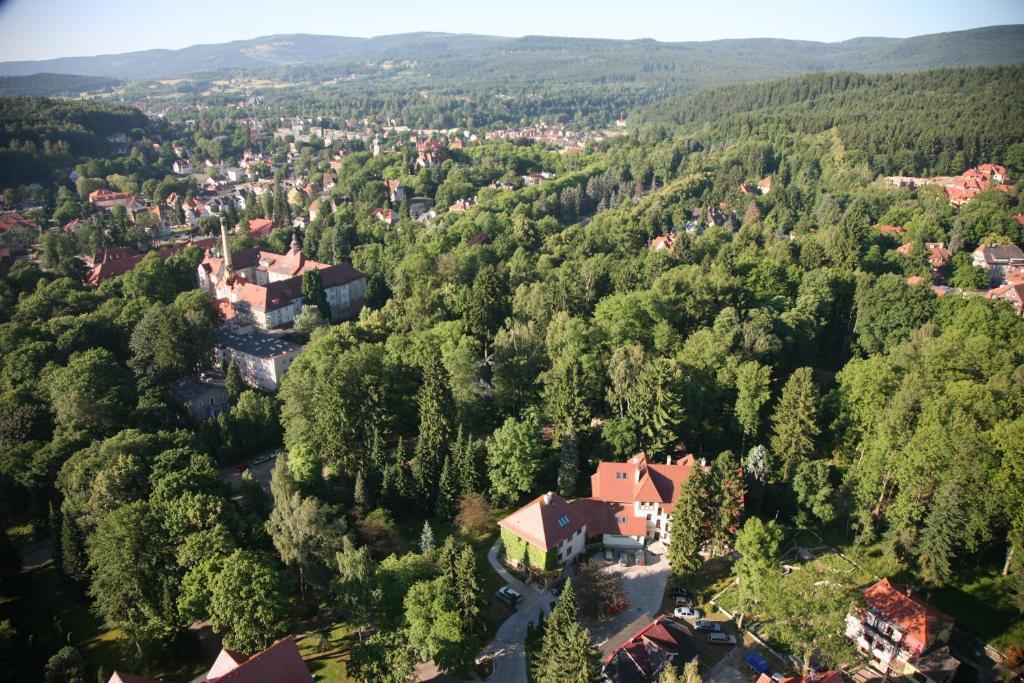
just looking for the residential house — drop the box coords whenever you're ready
[386,179,407,204]
[248,218,275,238]
[498,492,590,571]
[0,211,39,234]
[497,451,699,571]
[88,190,141,210]
[0,244,29,269]
[215,322,302,391]
[877,225,906,235]
[602,616,697,683]
[109,635,310,683]
[408,197,434,219]
[972,243,1024,285]
[308,199,322,222]
[166,373,230,421]
[172,159,193,175]
[986,283,1024,316]
[650,233,676,252]
[845,578,959,682]
[415,139,447,168]
[896,242,951,270]
[757,176,773,194]
[448,197,476,213]
[198,227,366,330]
[82,246,139,267]
[63,217,92,233]
[372,208,396,226]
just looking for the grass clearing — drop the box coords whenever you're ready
[295,622,357,683]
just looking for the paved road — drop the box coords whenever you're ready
[221,447,281,494]
[480,541,552,683]
[587,553,671,656]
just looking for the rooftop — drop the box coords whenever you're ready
[216,324,302,359]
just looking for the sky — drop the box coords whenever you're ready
[0,0,1022,62]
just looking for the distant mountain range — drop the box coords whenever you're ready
[0,25,1021,82]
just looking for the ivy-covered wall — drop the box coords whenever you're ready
[500,527,558,571]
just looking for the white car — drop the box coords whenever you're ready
[707,632,737,646]
[673,606,703,620]
[496,585,522,606]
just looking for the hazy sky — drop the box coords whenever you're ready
[0,0,1022,62]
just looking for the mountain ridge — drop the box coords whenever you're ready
[0,25,1021,81]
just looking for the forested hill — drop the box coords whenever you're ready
[637,65,1024,176]
[0,24,1021,82]
[0,73,121,97]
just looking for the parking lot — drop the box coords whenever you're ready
[581,551,671,656]
[221,447,281,494]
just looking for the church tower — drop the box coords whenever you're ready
[220,216,233,277]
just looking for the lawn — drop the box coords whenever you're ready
[295,622,357,683]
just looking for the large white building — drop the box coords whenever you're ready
[216,323,302,391]
[198,226,366,330]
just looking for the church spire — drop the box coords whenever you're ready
[290,229,301,253]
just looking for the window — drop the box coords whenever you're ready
[556,514,570,528]
[616,516,626,524]
[646,514,651,521]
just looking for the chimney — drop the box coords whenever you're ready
[543,492,553,505]
[666,455,672,466]
[220,217,233,274]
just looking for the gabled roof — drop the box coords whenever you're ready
[497,492,587,551]
[205,636,310,682]
[975,243,1024,264]
[862,578,953,654]
[602,616,697,683]
[590,452,697,506]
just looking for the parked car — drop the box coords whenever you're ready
[708,633,737,646]
[673,606,703,620]
[253,450,280,465]
[604,549,614,562]
[669,587,695,601]
[550,578,566,596]
[694,619,722,632]
[617,552,630,566]
[234,462,249,473]
[674,595,694,607]
[496,585,522,606]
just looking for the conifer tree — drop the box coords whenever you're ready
[436,451,459,519]
[419,520,435,555]
[533,580,601,683]
[353,469,370,509]
[710,451,745,555]
[667,466,711,577]
[768,367,820,482]
[557,427,579,496]
[734,361,771,450]
[453,425,481,494]
[413,359,454,508]
[454,546,483,633]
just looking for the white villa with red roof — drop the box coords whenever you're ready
[846,578,959,683]
[497,452,698,572]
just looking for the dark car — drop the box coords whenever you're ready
[234,462,249,474]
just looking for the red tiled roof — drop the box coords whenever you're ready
[0,211,39,233]
[497,492,587,551]
[862,578,952,655]
[206,636,309,683]
[571,499,648,537]
[877,225,906,234]
[248,218,274,237]
[590,452,697,506]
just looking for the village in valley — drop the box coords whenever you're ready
[1,7,1024,683]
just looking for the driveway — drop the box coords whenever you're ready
[586,553,671,656]
[221,448,280,494]
[479,541,553,683]
[706,648,753,683]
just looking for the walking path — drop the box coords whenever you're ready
[479,540,552,683]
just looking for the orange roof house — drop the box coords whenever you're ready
[846,577,958,681]
[108,636,310,683]
[602,616,697,682]
[986,283,1024,316]
[247,218,274,238]
[497,451,699,572]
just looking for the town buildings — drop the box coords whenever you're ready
[215,322,302,391]
[197,226,366,330]
[973,243,1024,285]
[497,452,699,572]
[886,164,1012,206]
[602,616,697,683]
[845,578,959,683]
[166,373,230,420]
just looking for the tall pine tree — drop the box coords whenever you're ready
[768,367,820,482]
[532,580,601,683]
[667,466,711,577]
[412,358,454,509]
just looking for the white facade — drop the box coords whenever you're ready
[553,525,587,565]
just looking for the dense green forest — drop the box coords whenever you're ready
[0,73,120,97]
[1,61,1023,682]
